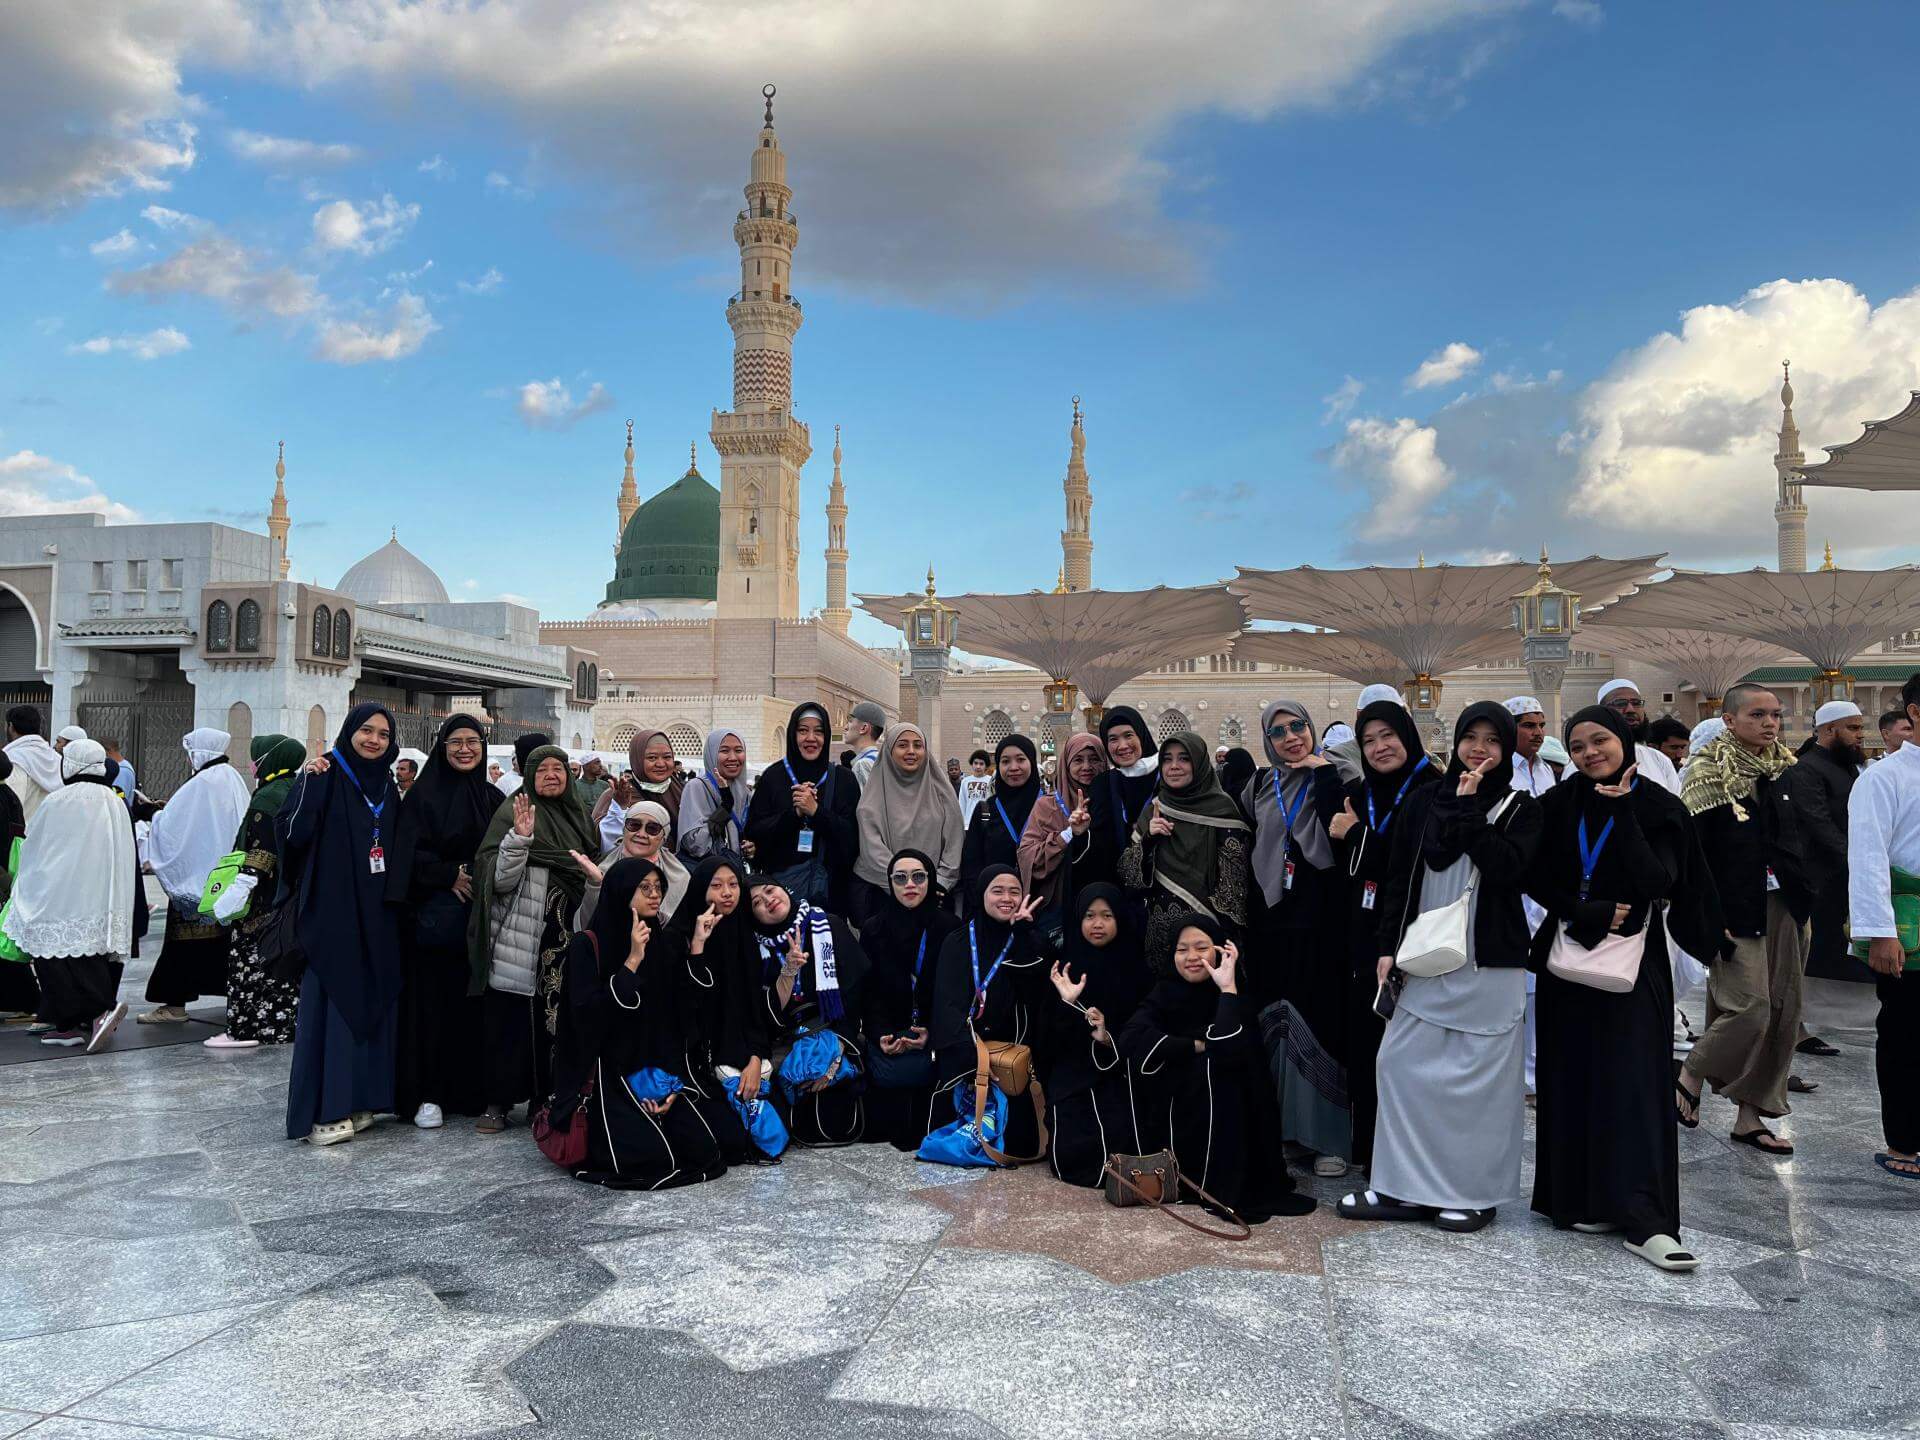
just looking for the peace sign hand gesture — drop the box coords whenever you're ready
[1593,763,1638,801]
[1011,892,1041,925]
[781,928,807,977]
[1456,755,1496,797]
[512,793,535,838]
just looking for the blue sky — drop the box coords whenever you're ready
[5,0,1920,647]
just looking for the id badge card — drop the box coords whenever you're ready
[369,844,386,875]
[1765,866,1780,892]
[796,826,815,855]
[1361,880,1378,911]
[1283,860,1296,891]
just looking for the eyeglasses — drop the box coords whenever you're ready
[624,820,665,837]
[889,868,930,886]
[446,737,483,749]
[1266,720,1310,738]
[636,879,665,897]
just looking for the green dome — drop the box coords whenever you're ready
[605,465,721,605]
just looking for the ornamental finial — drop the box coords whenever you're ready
[763,84,776,126]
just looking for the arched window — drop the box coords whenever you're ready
[666,723,703,760]
[235,599,261,653]
[331,610,351,659]
[311,604,331,656]
[575,661,588,698]
[1158,707,1191,736]
[307,704,327,757]
[981,709,1013,748]
[205,600,232,652]
[1218,716,1244,745]
[609,722,640,750]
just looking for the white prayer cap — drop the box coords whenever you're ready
[56,725,87,743]
[397,748,428,766]
[1688,718,1725,755]
[1357,684,1402,709]
[61,738,107,779]
[1814,700,1862,727]
[1503,696,1544,717]
[1322,722,1356,748]
[1540,735,1570,766]
[1597,679,1640,704]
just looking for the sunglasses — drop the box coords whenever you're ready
[624,820,666,837]
[1266,720,1310,738]
[889,868,930,886]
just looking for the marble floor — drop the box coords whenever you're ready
[0,975,1914,1440]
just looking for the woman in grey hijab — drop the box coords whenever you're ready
[1244,698,1356,1177]
[678,727,752,864]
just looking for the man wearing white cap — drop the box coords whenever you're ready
[54,724,87,754]
[1786,700,1868,1061]
[1598,679,1682,796]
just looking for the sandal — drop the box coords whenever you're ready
[306,1119,354,1147]
[476,1107,509,1135]
[1795,1036,1840,1057]
[1787,1074,1819,1094]
[1572,1220,1620,1234]
[1731,1127,1793,1156]
[1625,1234,1699,1272]
[1674,1081,1700,1130]
[1435,1207,1497,1233]
[1336,1189,1435,1222]
[1874,1152,1920,1180]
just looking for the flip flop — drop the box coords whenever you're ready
[1674,1082,1700,1130]
[1625,1234,1700,1272]
[1796,1036,1840,1057]
[1874,1152,1920,1180]
[1731,1127,1793,1156]
[1336,1189,1435,1222]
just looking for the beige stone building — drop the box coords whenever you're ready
[539,88,897,765]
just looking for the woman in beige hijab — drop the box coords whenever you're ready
[851,723,964,930]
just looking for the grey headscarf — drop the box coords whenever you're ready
[1248,697,1334,906]
[677,726,750,860]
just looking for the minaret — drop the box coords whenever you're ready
[712,83,809,620]
[1774,360,1809,573]
[267,440,291,580]
[615,419,638,552]
[823,423,850,634]
[1061,396,1093,592]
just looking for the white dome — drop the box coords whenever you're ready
[337,533,449,607]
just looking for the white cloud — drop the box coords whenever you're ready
[458,266,504,295]
[108,231,320,319]
[1321,374,1364,423]
[1334,416,1456,541]
[89,227,144,259]
[1552,0,1604,26]
[140,203,201,230]
[1406,341,1483,390]
[418,154,453,180]
[313,291,438,363]
[515,377,613,430]
[311,194,419,255]
[228,128,359,166]
[0,450,138,522]
[68,327,191,360]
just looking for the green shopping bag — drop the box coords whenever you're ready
[1851,866,1920,971]
[199,850,248,921]
[0,837,26,963]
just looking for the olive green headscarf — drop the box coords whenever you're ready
[246,734,307,820]
[466,743,598,993]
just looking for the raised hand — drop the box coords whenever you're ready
[304,754,333,775]
[1456,755,1496,797]
[569,850,604,886]
[512,793,535,837]
[1593,763,1638,800]
[1328,797,1359,841]
[1067,802,1090,833]
[1148,799,1175,838]
[692,904,720,949]
[627,914,650,968]
[1049,959,1086,1004]
[781,929,806,977]
[1011,892,1041,925]
[1207,940,1239,994]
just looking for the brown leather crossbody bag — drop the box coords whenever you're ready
[971,1031,1048,1166]
[1101,1150,1252,1241]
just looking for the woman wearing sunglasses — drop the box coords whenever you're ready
[861,847,960,1148]
[583,800,689,924]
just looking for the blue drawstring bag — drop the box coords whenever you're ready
[917,1076,1008,1168]
[722,1074,790,1159]
[625,1067,684,1105]
[776,1027,850,1104]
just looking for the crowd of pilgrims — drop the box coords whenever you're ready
[13,681,1822,1272]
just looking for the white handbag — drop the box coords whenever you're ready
[1394,793,1517,979]
[1546,924,1645,993]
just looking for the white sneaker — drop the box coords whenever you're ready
[203,1032,261,1050]
[1313,1155,1349,1178]
[306,1119,354,1146]
[413,1103,444,1130]
[87,1004,128,1054]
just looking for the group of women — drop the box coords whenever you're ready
[208,692,1716,1266]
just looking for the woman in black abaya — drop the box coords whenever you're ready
[545,858,735,1189]
[1044,883,1155,1186]
[743,702,860,912]
[1078,707,1159,890]
[388,714,496,1126]
[860,847,957,1149]
[1526,704,1717,1271]
[960,734,1041,908]
[747,876,870,1145]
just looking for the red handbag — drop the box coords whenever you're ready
[533,931,595,1169]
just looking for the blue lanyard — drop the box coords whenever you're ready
[993,798,1021,846]
[328,749,388,843]
[968,920,1014,1020]
[910,933,927,1030]
[1367,755,1429,834]
[1269,768,1310,865]
[1577,813,1615,900]
[782,759,820,825]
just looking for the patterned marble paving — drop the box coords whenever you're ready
[0,980,1913,1438]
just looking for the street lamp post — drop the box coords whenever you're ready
[904,566,959,765]
[1512,547,1582,733]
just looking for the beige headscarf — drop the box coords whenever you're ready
[855,722,965,891]
[602,800,690,920]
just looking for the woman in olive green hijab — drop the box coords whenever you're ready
[205,734,308,1051]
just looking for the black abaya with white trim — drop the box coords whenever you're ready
[1045,884,1157,1187]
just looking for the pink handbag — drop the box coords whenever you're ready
[1546,924,1645,993]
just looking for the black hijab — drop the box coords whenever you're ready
[967,862,1022,957]
[1443,701,1517,813]
[1141,909,1231,1033]
[1354,699,1431,820]
[387,713,498,898]
[1099,706,1156,758]
[1060,881,1150,1024]
[782,701,833,786]
[1218,748,1257,815]
[331,702,399,801]
[864,846,958,966]
[512,730,551,779]
[991,734,1042,835]
[550,858,671,1116]
[1092,705,1160,837]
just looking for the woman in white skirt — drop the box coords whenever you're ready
[1337,702,1543,1233]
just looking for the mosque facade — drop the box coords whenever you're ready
[537,88,899,765]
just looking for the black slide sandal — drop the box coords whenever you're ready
[1731,1127,1793,1156]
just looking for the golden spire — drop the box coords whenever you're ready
[1821,540,1836,571]
[1053,565,1067,594]
[1417,550,1426,568]
[926,562,937,597]
[690,440,698,472]
[390,526,398,543]
[615,419,640,548]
